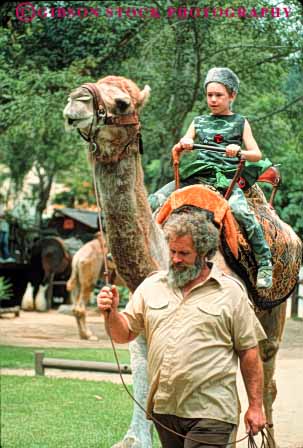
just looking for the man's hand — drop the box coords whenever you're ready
[244,405,266,435]
[97,285,119,315]
[97,285,134,343]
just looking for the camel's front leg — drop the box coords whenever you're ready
[112,334,152,448]
[262,355,277,446]
[258,301,287,448]
[72,285,96,341]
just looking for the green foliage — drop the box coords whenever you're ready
[53,148,95,207]
[0,63,87,223]
[117,285,130,308]
[0,277,12,300]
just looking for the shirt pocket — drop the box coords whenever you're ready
[147,296,169,310]
[145,296,170,328]
[196,303,223,335]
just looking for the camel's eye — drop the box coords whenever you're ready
[115,98,130,111]
[76,96,91,102]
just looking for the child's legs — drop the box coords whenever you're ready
[228,186,271,266]
[148,181,176,211]
[148,176,204,211]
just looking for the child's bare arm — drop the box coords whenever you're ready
[179,121,196,150]
[226,120,262,161]
[242,120,262,161]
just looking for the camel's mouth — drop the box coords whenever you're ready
[67,118,84,125]
[64,116,93,130]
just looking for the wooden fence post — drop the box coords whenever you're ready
[35,351,45,376]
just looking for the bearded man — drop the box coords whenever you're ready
[98,210,266,448]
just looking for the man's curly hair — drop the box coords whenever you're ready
[163,208,219,259]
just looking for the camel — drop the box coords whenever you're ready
[63,75,302,448]
[66,232,125,340]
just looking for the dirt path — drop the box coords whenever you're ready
[0,308,113,349]
[1,308,303,447]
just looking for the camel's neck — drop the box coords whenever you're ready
[95,152,168,292]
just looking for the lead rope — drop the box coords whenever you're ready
[91,158,109,285]
[91,157,274,447]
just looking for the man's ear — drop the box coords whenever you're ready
[230,92,237,101]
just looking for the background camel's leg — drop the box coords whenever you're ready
[73,286,95,340]
[72,287,87,340]
[79,283,97,341]
[258,301,287,448]
[112,334,152,448]
[77,261,98,340]
[70,281,90,340]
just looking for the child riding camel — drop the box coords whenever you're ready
[149,67,273,289]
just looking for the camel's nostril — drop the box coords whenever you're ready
[68,118,75,125]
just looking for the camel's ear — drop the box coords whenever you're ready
[138,85,151,109]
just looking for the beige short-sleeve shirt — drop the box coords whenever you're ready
[123,264,266,424]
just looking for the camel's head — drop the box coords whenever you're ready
[63,76,151,132]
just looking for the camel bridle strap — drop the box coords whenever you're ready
[82,82,107,122]
[81,82,140,127]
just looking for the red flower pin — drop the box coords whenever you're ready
[214,134,224,144]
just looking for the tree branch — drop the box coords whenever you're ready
[250,96,303,122]
[254,52,297,65]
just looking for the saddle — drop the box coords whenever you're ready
[156,178,302,310]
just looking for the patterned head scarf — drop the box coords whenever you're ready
[204,67,240,93]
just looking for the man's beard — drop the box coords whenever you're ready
[168,257,204,289]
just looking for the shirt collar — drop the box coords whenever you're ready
[207,262,225,287]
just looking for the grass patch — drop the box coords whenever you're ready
[1,347,162,446]
[1,375,161,447]
[1,376,128,447]
[0,345,130,369]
